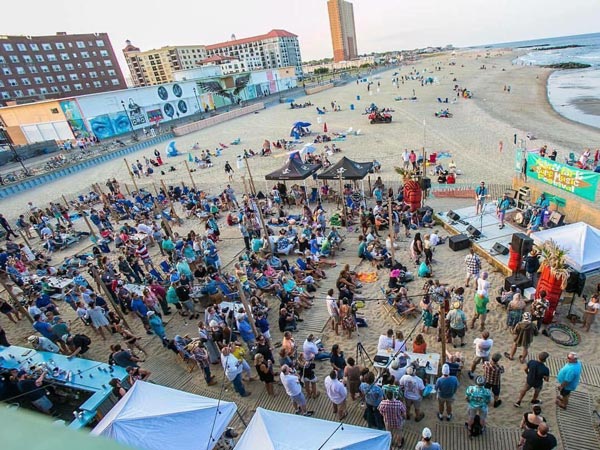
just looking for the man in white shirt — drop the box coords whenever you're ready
[326,289,340,335]
[399,366,425,421]
[402,149,411,170]
[324,370,348,420]
[468,331,494,379]
[378,329,395,351]
[303,334,330,361]
[280,364,312,416]
[221,346,250,397]
[476,272,491,299]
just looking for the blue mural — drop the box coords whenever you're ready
[88,111,132,139]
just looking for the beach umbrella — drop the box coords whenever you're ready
[293,121,311,128]
[323,122,328,133]
[302,144,317,155]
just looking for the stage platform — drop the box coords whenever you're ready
[437,203,522,275]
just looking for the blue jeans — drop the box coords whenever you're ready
[315,352,331,361]
[231,373,246,396]
[203,366,212,384]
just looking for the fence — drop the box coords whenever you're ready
[304,83,334,95]
[172,103,265,137]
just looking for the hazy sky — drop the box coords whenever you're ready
[3,0,599,75]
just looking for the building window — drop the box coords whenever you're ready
[104,60,113,67]
[76,41,85,48]
[1,92,10,100]
[14,90,23,97]
[0,80,3,87]
[85,61,94,68]
[81,51,90,58]
[21,78,31,85]
[65,63,74,70]
[62,85,71,92]
[2,68,12,76]
[0,56,4,64]
[3,43,14,51]
[40,65,49,73]
[27,88,36,96]
[74,83,83,90]
[28,66,38,74]
[111,79,120,86]
[57,75,66,82]
[16,43,27,51]
[41,43,52,51]
[40,87,48,94]
[29,43,39,51]
[50,86,59,93]
[56,42,65,49]
[52,65,61,72]
[107,69,116,76]
[96,39,105,47]
[69,74,78,81]
[35,55,44,62]
[47,54,57,62]
[89,71,97,78]
[34,77,42,84]
[9,55,20,63]
[8,79,17,86]
[100,50,109,57]
[23,55,32,63]
[46,76,55,83]
[16,67,25,75]
[60,53,70,60]
[93,80,102,88]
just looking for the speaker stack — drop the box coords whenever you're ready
[511,233,533,256]
[467,225,482,239]
[547,211,565,228]
[449,234,471,251]
[447,210,460,221]
[492,242,509,255]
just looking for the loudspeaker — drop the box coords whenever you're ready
[512,233,533,256]
[504,274,533,292]
[449,234,471,251]
[547,211,565,228]
[467,225,481,238]
[506,189,518,199]
[417,206,433,216]
[447,210,460,221]
[492,242,509,255]
[565,270,586,296]
[420,177,431,190]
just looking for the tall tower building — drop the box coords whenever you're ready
[327,0,358,62]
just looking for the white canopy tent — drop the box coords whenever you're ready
[532,222,600,273]
[92,381,236,450]
[234,408,391,450]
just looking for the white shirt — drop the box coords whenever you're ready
[35,337,60,353]
[221,353,243,381]
[399,374,424,401]
[303,340,319,360]
[377,335,394,351]
[473,338,494,358]
[394,340,407,352]
[136,223,153,234]
[402,151,410,162]
[280,372,302,397]
[476,278,490,297]
[326,296,339,317]
[389,365,407,384]
[324,375,347,404]
[430,233,440,246]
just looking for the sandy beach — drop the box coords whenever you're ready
[2,49,600,446]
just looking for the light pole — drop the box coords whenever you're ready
[120,100,135,134]
[0,125,29,176]
[192,87,201,113]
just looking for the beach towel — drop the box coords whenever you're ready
[356,272,378,283]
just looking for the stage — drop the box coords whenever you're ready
[437,203,522,274]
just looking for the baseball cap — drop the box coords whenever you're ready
[522,312,532,321]
[475,376,485,386]
[422,427,432,439]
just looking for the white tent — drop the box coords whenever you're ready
[92,381,236,450]
[234,408,391,450]
[532,222,600,273]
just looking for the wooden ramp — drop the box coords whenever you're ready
[530,356,600,388]
[435,423,521,450]
[556,391,600,450]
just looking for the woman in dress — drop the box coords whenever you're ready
[254,353,276,396]
[411,232,424,265]
[297,353,319,399]
[85,301,110,340]
[344,357,362,401]
[506,292,526,332]
[339,298,356,339]
[330,344,347,380]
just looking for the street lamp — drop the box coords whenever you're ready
[192,87,201,113]
[0,125,29,176]
[120,100,135,134]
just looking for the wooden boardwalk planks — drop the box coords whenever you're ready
[435,423,521,450]
[556,391,600,450]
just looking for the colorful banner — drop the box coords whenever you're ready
[59,100,89,139]
[526,152,599,201]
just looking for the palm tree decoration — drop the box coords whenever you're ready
[535,239,570,289]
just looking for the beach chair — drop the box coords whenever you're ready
[159,260,172,274]
[230,138,241,145]
[149,268,164,282]
[565,152,576,166]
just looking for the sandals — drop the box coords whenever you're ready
[503,352,514,361]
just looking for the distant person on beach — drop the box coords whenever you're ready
[475,181,488,215]
[464,249,481,288]
[224,161,234,181]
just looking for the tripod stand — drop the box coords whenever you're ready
[356,341,373,367]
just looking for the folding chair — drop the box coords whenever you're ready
[159,260,172,274]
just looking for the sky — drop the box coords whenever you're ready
[3,0,599,77]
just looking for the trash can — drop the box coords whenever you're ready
[350,104,355,110]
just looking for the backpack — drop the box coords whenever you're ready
[470,414,483,438]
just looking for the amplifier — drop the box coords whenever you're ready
[447,210,460,221]
[504,274,533,292]
[374,355,390,365]
[449,234,471,251]
[467,225,482,238]
[492,242,509,255]
[512,233,533,256]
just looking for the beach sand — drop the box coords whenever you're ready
[2,49,600,443]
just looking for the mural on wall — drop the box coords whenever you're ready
[124,98,147,127]
[59,100,90,139]
[88,111,132,140]
[197,73,251,108]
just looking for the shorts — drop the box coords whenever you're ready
[405,398,422,410]
[291,392,306,407]
[471,355,489,367]
[521,382,542,393]
[330,314,340,324]
[485,383,500,396]
[437,397,455,408]
[559,388,572,398]
[467,406,488,420]
[450,327,465,338]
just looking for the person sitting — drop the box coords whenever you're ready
[422,210,434,228]
[496,284,519,307]
[535,193,550,210]
[446,173,456,184]
[418,261,432,278]
[377,329,395,351]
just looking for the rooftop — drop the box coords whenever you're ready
[206,29,298,50]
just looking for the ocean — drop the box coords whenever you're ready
[493,33,600,129]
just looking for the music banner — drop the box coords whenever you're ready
[526,153,599,201]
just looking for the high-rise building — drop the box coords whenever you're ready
[327,0,358,62]
[124,29,302,87]
[123,42,208,87]
[0,32,126,105]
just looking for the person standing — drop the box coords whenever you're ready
[514,351,550,407]
[378,389,407,449]
[399,366,425,421]
[582,294,600,332]
[326,289,340,335]
[446,301,467,348]
[0,214,18,241]
[415,427,442,450]
[518,422,557,450]
[280,364,312,416]
[483,353,504,408]
[496,193,511,229]
[475,181,488,215]
[505,312,537,363]
[221,346,251,398]
[469,331,493,379]
[556,352,582,410]
[464,249,481,288]
[360,371,385,429]
[224,161,234,181]
[402,149,411,170]
[530,290,549,333]
[16,369,55,414]
[324,369,348,420]
[524,250,541,288]
[435,363,459,421]
[471,292,489,332]
[465,376,492,434]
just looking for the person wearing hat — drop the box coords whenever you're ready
[435,363,459,421]
[399,366,425,422]
[27,335,59,353]
[483,353,504,408]
[505,312,537,363]
[415,427,442,449]
[524,249,541,287]
[465,376,492,433]
[446,301,467,348]
[389,354,408,383]
[16,369,55,415]
[556,352,582,410]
